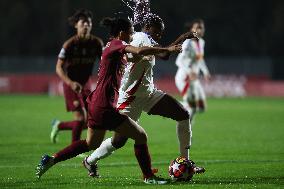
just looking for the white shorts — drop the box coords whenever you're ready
[175,68,188,95]
[117,89,166,122]
[184,79,206,102]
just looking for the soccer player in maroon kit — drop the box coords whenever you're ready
[50,9,103,144]
[36,17,181,184]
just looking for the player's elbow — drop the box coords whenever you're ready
[135,48,147,55]
[159,53,170,60]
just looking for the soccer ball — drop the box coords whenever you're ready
[168,157,194,181]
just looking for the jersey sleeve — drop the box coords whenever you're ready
[96,38,104,57]
[58,39,72,60]
[110,40,128,54]
[198,60,209,76]
[175,39,193,69]
[198,39,209,76]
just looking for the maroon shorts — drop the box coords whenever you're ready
[63,82,91,112]
[87,104,128,131]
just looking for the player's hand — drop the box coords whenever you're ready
[167,44,182,53]
[204,74,211,82]
[181,31,199,40]
[70,81,82,93]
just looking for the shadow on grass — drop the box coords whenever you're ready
[189,176,284,185]
[1,175,283,188]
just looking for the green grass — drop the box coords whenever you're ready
[0,95,284,188]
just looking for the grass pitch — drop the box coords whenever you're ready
[0,95,283,188]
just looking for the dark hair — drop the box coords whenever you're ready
[142,13,164,30]
[68,9,93,26]
[185,18,204,30]
[100,17,132,37]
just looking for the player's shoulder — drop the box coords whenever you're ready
[62,35,77,49]
[89,35,104,47]
[199,38,205,45]
[182,39,193,48]
[132,32,154,46]
[133,32,147,37]
[133,32,149,40]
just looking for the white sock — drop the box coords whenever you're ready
[181,100,192,115]
[87,138,116,165]
[190,108,196,124]
[176,119,192,159]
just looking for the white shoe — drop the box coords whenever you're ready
[82,157,100,177]
[144,175,168,185]
[50,119,60,143]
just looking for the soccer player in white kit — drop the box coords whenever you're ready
[175,19,210,120]
[82,2,205,177]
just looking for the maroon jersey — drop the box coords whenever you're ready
[86,39,129,130]
[58,35,103,85]
[87,39,128,108]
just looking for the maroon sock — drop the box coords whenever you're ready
[71,122,86,142]
[198,100,205,111]
[58,120,81,130]
[134,144,153,178]
[53,140,89,164]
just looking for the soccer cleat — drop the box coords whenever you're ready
[36,155,54,179]
[144,175,168,185]
[82,157,100,178]
[190,160,206,174]
[50,119,60,143]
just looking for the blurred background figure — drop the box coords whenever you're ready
[175,18,209,122]
[50,9,103,144]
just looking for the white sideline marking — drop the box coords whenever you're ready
[0,159,283,169]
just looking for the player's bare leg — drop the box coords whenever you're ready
[148,94,205,174]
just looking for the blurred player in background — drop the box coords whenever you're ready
[50,9,103,144]
[175,18,210,123]
[36,16,181,184]
[84,0,205,178]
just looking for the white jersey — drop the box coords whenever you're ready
[117,32,166,121]
[119,32,158,97]
[175,38,209,98]
[176,38,209,76]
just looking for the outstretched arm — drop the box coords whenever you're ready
[125,44,181,56]
[157,31,198,60]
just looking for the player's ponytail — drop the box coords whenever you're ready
[100,17,132,37]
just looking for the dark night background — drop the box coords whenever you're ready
[0,0,283,78]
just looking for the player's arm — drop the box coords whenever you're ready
[175,40,193,69]
[125,44,181,56]
[199,60,211,81]
[56,58,82,93]
[157,31,198,60]
[97,37,104,58]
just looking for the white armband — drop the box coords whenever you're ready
[58,48,66,59]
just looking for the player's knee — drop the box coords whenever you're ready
[73,100,80,108]
[137,131,148,144]
[176,108,190,121]
[197,100,206,113]
[74,113,86,123]
[111,137,128,149]
[77,118,85,124]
